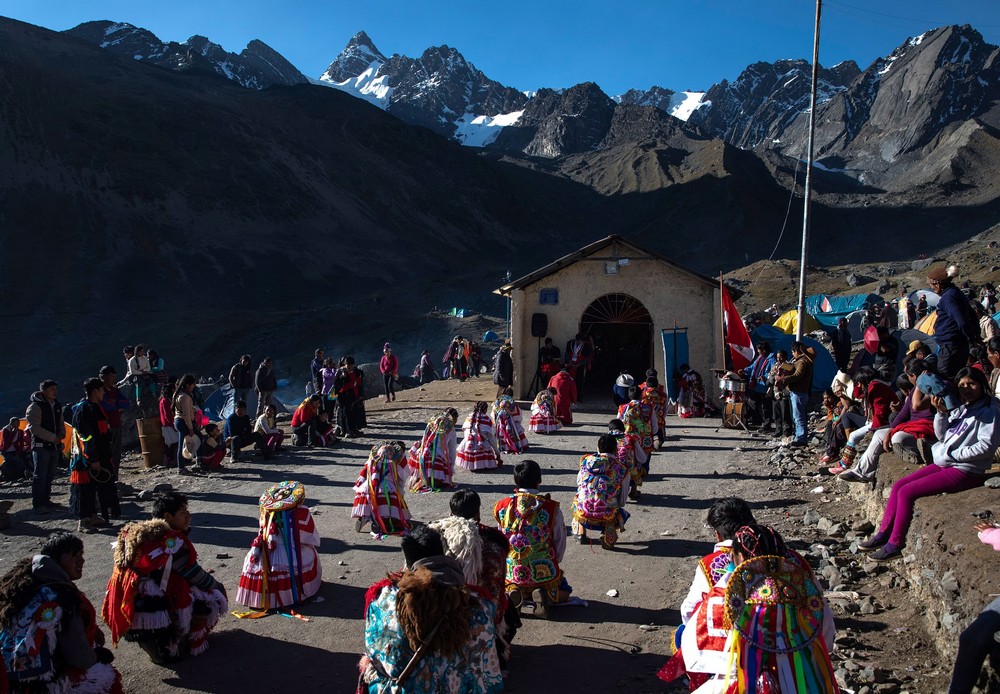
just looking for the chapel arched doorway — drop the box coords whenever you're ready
[578,293,653,395]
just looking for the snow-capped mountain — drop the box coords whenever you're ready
[318,32,527,144]
[64,21,307,90]
[686,59,861,149]
[615,87,707,122]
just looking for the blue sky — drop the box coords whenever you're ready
[5,1,1000,94]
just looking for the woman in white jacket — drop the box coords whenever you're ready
[859,366,1000,561]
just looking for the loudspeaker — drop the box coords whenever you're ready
[531,313,548,338]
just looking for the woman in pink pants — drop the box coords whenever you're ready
[859,367,1000,561]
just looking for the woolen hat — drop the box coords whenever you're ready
[927,265,950,281]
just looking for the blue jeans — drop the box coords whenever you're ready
[175,418,191,470]
[789,391,809,443]
[31,448,59,507]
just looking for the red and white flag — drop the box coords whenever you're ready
[722,285,755,371]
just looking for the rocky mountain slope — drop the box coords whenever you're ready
[64,20,308,89]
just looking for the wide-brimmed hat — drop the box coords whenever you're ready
[616,373,635,388]
[181,434,201,460]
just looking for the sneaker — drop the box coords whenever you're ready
[838,469,868,483]
[857,534,887,552]
[531,588,550,620]
[177,468,193,476]
[870,544,903,561]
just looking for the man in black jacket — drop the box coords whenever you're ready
[228,355,253,409]
[25,379,65,514]
[72,377,119,530]
[254,358,277,417]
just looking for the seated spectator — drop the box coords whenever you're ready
[223,401,254,462]
[0,417,32,481]
[974,301,1000,343]
[102,492,227,664]
[494,460,571,618]
[873,326,900,382]
[825,367,899,475]
[0,533,122,693]
[947,520,1000,694]
[356,525,502,693]
[988,337,1000,400]
[859,367,1000,561]
[197,424,226,470]
[839,360,935,482]
[290,395,324,447]
[818,389,852,465]
[254,403,285,458]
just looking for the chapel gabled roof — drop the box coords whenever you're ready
[495,235,741,297]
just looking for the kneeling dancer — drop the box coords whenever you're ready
[102,492,228,663]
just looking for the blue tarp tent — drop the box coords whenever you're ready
[811,293,883,330]
[750,325,837,393]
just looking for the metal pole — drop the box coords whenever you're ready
[719,272,726,371]
[796,0,822,341]
[505,270,512,339]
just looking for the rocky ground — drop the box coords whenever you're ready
[0,378,981,693]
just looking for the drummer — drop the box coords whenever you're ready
[741,341,776,430]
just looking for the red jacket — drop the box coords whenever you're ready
[0,426,31,453]
[291,403,318,427]
[867,380,901,429]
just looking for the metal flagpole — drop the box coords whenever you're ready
[719,272,726,371]
[796,0,822,341]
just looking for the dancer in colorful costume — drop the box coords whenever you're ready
[618,387,656,498]
[407,408,459,492]
[351,441,411,538]
[102,492,227,663]
[640,372,668,447]
[356,525,503,694]
[658,497,756,690]
[528,388,562,434]
[1,533,123,694]
[431,490,520,671]
[608,419,637,498]
[236,480,322,610]
[494,460,570,618]
[571,434,630,548]
[456,402,502,471]
[677,364,707,418]
[492,388,529,454]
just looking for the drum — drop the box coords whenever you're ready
[723,402,747,429]
[719,378,746,393]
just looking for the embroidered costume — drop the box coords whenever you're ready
[236,481,322,610]
[618,400,654,487]
[640,382,668,439]
[407,414,458,492]
[102,520,227,660]
[351,442,411,538]
[456,412,501,471]
[528,390,562,434]
[494,489,567,602]
[2,556,123,694]
[492,396,528,454]
[678,368,707,418]
[571,452,630,548]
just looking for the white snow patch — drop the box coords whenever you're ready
[523,90,537,98]
[318,60,393,109]
[104,22,132,36]
[908,32,928,47]
[453,110,523,147]
[668,91,707,121]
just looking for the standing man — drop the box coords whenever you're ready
[254,357,277,417]
[310,349,325,396]
[831,317,853,373]
[72,377,118,530]
[493,340,514,399]
[565,333,591,392]
[547,367,578,425]
[228,354,253,409]
[25,379,66,513]
[928,265,977,379]
[742,341,776,430]
[99,366,129,483]
[782,342,814,448]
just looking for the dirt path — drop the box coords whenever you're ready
[0,379,942,692]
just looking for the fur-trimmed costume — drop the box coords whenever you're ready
[571,452,630,548]
[492,396,528,454]
[407,414,458,492]
[2,556,123,694]
[456,413,501,471]
[352,442,411,538]
[236,481,322,609]
[528,390,562,434]
[102,520,227,661]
